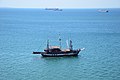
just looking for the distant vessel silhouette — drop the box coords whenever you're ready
[45,8,62,11]
[98,9,109,13]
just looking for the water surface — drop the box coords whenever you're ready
[0,8,120,80]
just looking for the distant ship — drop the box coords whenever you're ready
[33,38,84,57]
[45,8,62,11]
[98,9,109,13]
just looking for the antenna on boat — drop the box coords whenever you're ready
[59,33,61,49]
[69,40,73,50]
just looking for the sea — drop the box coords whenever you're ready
[0,8,120,80]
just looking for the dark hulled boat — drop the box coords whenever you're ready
[33,39,83,57]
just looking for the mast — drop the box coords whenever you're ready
[66,40,69,49]
[59,33,61,49]
[47,40,49,50]
[69,40,73,50]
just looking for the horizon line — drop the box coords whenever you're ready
[0,7,120,9]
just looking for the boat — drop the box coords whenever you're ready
[98,9,109,13]
[45,8,62,11]
[33,38,84,57]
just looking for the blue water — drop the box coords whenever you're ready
[0,8,120,80]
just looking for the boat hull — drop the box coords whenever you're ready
[41,51,80,57]
[33,49,81,57]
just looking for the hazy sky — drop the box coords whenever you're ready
[0,0,120,8]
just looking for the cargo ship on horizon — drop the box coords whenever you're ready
[45,8,62,11]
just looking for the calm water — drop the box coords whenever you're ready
[0,8,120,80]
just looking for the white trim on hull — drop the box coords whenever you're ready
[41,52,80,57]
